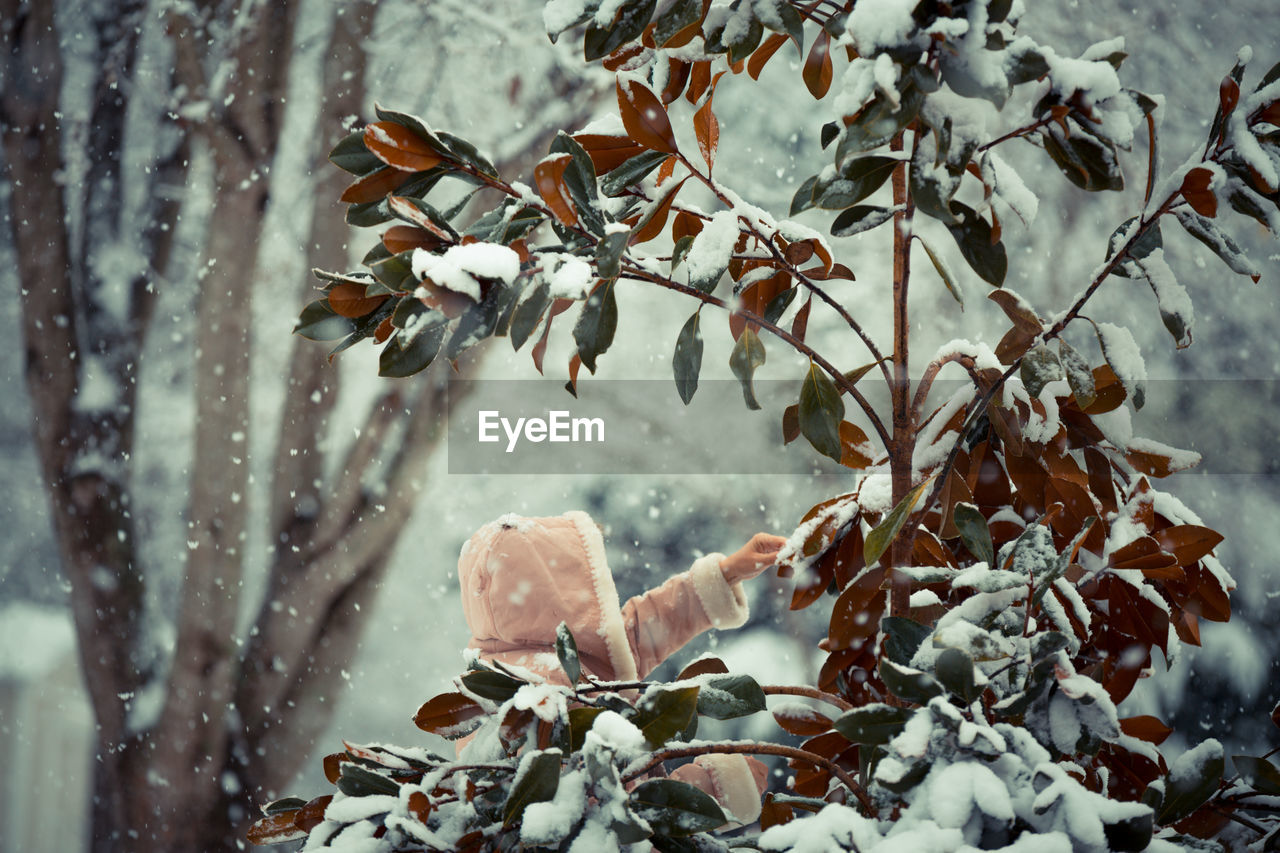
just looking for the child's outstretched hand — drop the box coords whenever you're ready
[720,533,788,584]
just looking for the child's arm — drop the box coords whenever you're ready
[719,533,787,584]
[621,533,785,678]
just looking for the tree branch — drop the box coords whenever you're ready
[154,0,302,802]
[622,741,875,815]
[910,352,977,423]
[762,684,855,711]
[888,132,916,618]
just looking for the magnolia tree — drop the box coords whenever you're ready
[255,0,1280,850]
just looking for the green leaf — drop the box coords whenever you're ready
[346,198,393,227]
[294,299,356,341]
[935,648,981,703]
[611,808,655,845]
[329,130,382,176]
[878,658,943,706]
[673,310,704,405]
[392,168,451,201]
[909,155,961,224]
[371,251,416,291]
[1103,811,1154,853]
[387,194,461,239]
[918,237,963,308]
[696,675,767,720]
[493,281,525,339]
[360,243,392,267]
[761,1,805,51]
[798,362,843,460]
[1232,755,1280,796]
[379,324,446,378]
[546,0,598,39]
[327,301,394,359]
[878,759,930,794]
[1226,184,1277,230]
[729,327,767,410]
[263,797,308,815]
[1020,344,1063,398]
[1105,216,1162,277]
[633,686,701,748]
[504,750,562,827]
[945,202,1007,286]
[461,669,524,702]
[814,156,899,209]
[1029,520,1094,612]
[555,622,582,685]
[830,205,895,237]
[1057,339,1096,408]
[653,0,702,47]
[1006,45,1049,84]
[336,763,400,798]
[790,174,819,216]
[864,479,930,567]
[444,283,509,362]
[1174,209,1262,281]
[952,503,994,567]
[1030,631,1071,662]
[437,130,498,178]
[820,121,840,149]
[882,617,932,667]
[762,287,797,325]
[837,79,925,158]
[940,53,1011,108]
[1042,125,1124,192]
[601,150,670,195]
[833,703,912,745]
[595,227,630,280]
[584,0,657,61]
[671,234,696,272]
[688,236,728,293]
[1157,740,1223,825]
[843,360,885,387]
[551,132,606,236]
[630,779,727,836]
[1257,59,1280,91]
[727,16,764,65]
[1093,321,1146,410]
[510,282,551,351]
[568,707,605,752]
[573,280,618,373]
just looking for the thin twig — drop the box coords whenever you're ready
[622,741,875,816]
[977,116,1054,153]
[910,352,977,425]
[762,684,854,711]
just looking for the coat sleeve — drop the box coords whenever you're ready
[621,553,750,678]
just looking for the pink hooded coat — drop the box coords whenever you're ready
[457,510,765,823]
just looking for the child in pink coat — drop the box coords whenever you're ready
[457,510,784,824]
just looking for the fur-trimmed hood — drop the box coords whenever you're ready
[458,510,641,681]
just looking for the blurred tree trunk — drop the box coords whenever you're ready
[1,0,602,848]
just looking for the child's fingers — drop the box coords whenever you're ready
[750,533,787,559]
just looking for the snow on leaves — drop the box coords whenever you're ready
[277,3,1280,851]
